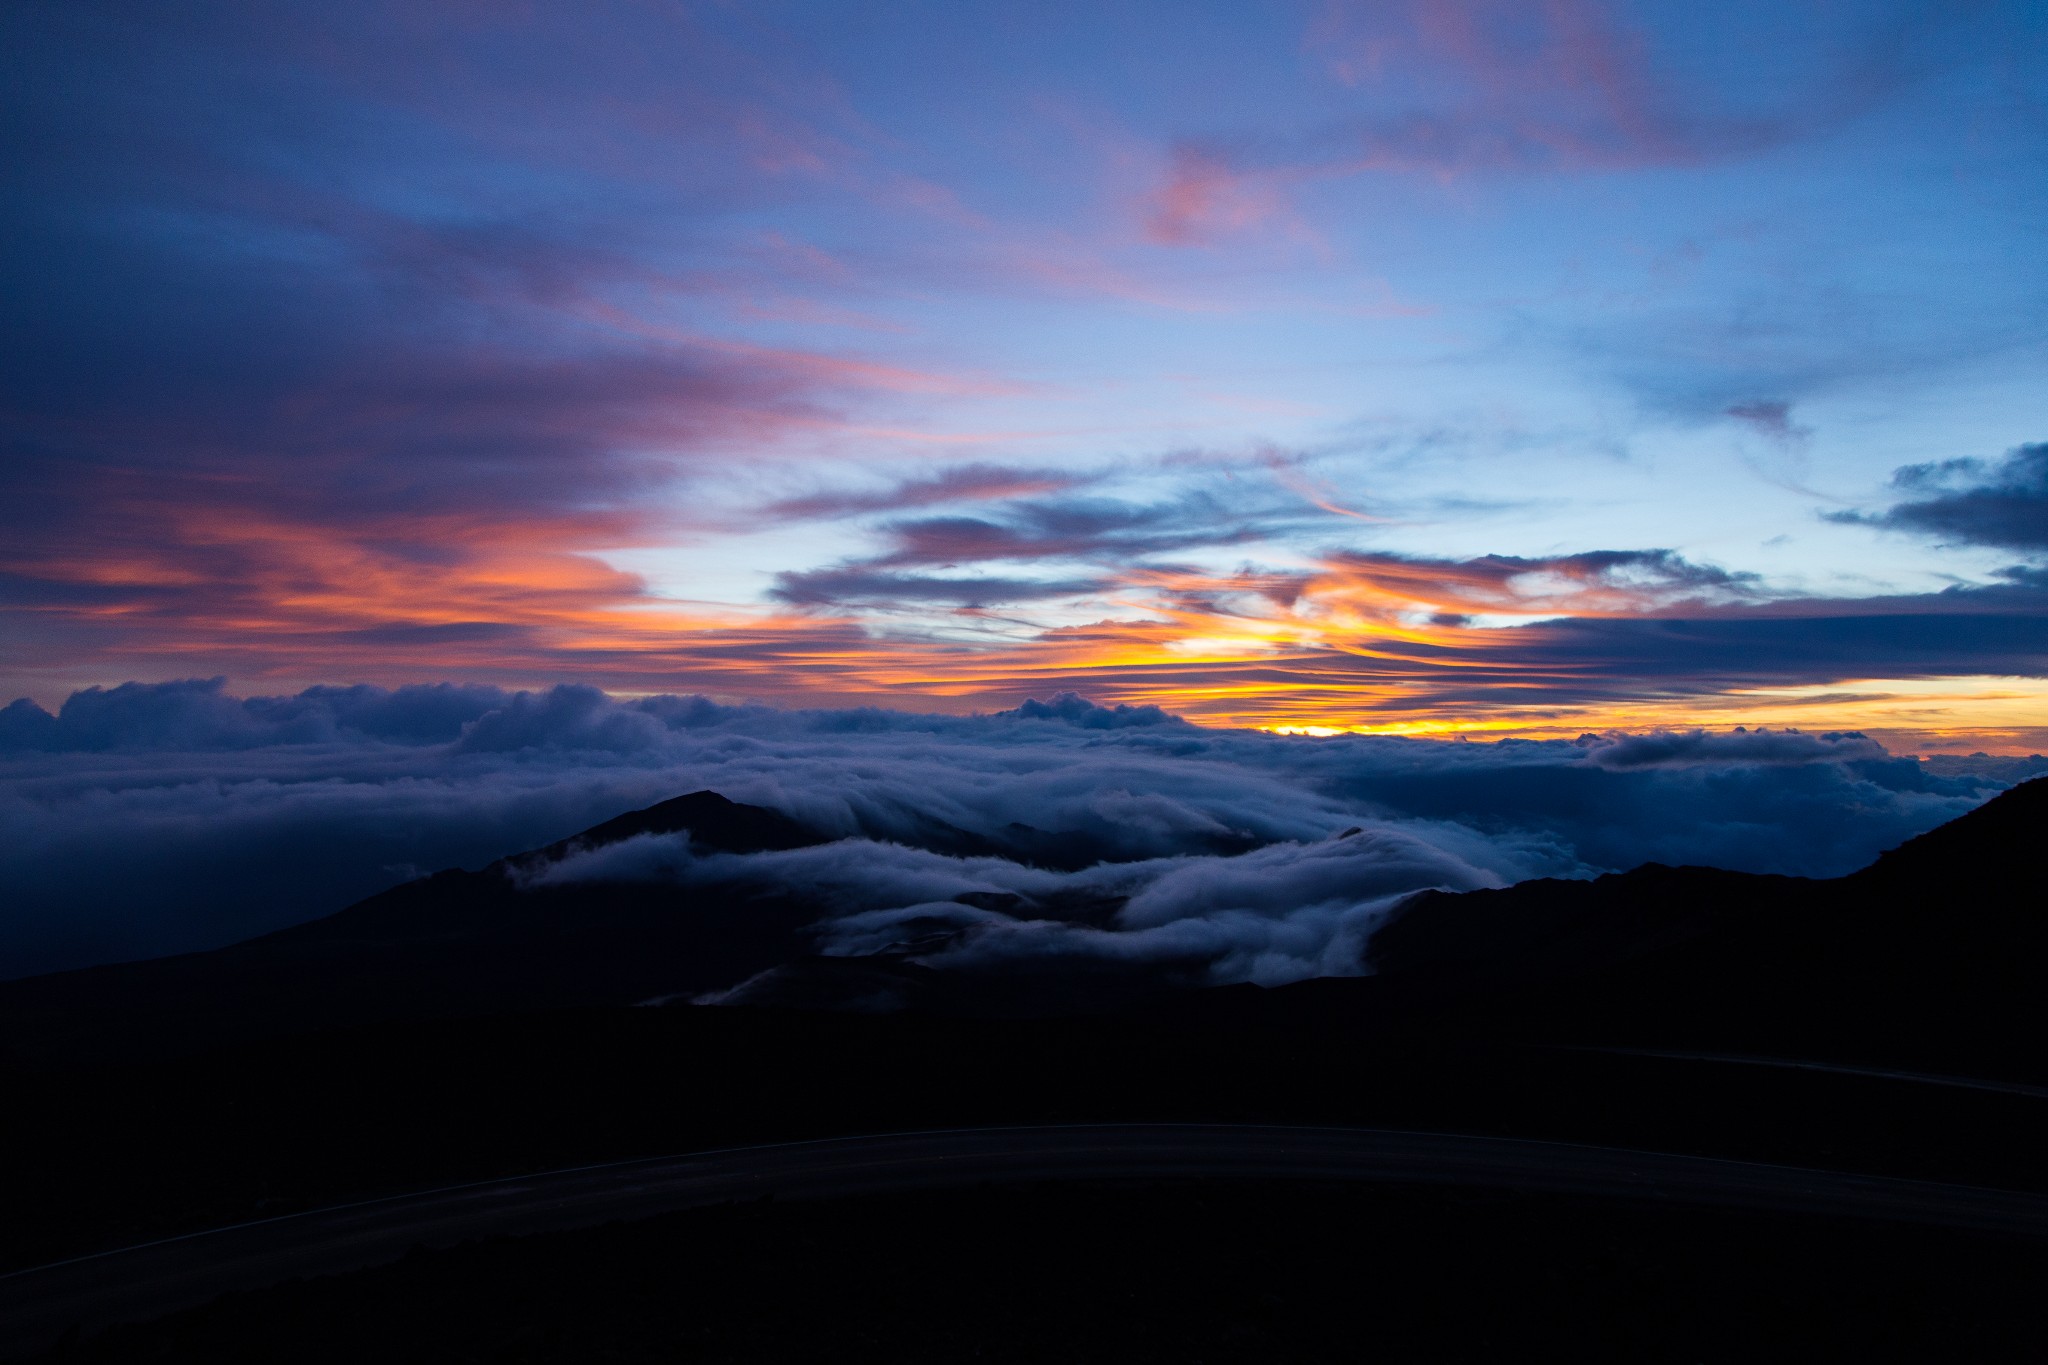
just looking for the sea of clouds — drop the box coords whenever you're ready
[0,680,2032,984]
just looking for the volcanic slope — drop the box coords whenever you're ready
[0,780,2041,1079]
[0,792,833,1063]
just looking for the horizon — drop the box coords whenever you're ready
[3,673,2036,981]
[7,675,2048,760]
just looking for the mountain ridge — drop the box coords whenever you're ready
[1,778,2040,1076]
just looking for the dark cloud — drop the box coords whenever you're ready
[0,2,970,681]
[2,678,519,752]
[1833,442,2048,554]
[1725,400,1811,444]
[770,569,1107,608]
[1493,604,2048,696]
[0,681,2014,984]
[1918,751,2048,783]
[763,466,1093,521]
[1319,548,1760,608]
[0,700,60,753]
[452,685,679,755]
[1581,728,1884,770]
[769,493,1277,608]
[996,692,1183,729]
[877,516,1071,565]
[867,497,1271,569]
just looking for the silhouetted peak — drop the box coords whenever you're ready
[531,790,828,863]
[1857,774,2046,890]
[1367,865,1769,982]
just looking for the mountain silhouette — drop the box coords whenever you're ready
[0,792,835,1063]
[1353,773,2048,1075]
[1,779,2041,1079]
[4,780,2046,1340]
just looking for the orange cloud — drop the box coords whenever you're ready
[9,489,2043,753]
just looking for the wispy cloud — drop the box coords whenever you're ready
[1725,399,1812,446]
[1133,0,1935,246]
[1143,147,1298,246]
[769,569,1108,608]
[763,465,1096,521]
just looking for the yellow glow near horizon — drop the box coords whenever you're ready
[15,505,2043,753]
[1241,676,2048,752]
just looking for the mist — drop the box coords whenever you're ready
[0,679,2028,982]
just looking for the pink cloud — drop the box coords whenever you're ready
[1143,147,1293,246]
[1117,0,1900,250]
[1132,0,1772,249]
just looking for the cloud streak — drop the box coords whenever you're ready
[1136,0,1934,245]
[762,465,1096,522]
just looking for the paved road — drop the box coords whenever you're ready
[6,1123,2048,1358]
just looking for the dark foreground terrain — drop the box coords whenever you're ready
[37,1182,2048,1363]
[1,778,2043,1358]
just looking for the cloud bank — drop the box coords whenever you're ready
[1,681,2019,986]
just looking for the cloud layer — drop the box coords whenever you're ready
[2,681,2023,986]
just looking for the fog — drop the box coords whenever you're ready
[0,679,2023,982]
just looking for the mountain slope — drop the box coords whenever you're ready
[1,779,2040,1074]
[0,792,833,1063]
[1334,774,2048,1075]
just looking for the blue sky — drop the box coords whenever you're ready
[4,0,2046,745]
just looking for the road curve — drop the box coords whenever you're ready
[6,1122,2048,1358]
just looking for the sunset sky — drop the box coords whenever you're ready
[6,1,2047,748]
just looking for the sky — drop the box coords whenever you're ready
[6,0,2048,749]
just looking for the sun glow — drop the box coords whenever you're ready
[20,498,2041,751]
